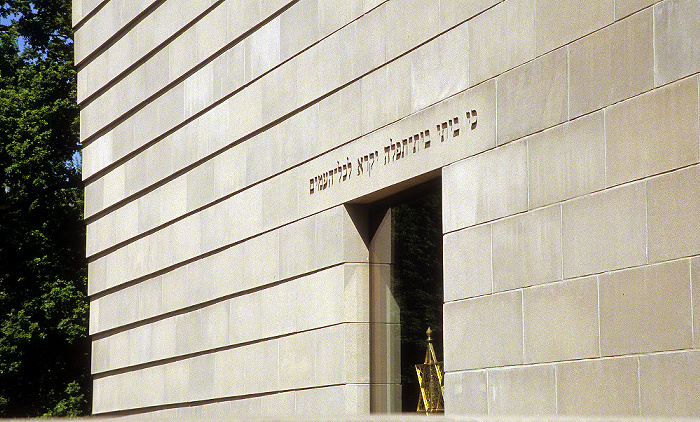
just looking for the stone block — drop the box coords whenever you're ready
[443,290,523,371]
[363,0,383,13]
[262,168,300,230]
[243,228,280,287]
[385,0,440,60]
[316,82,363,154]
[229,289,264,345]
[187,353,216,402]
[168,27,198,83]
[694,257,700,349]
[279,331,315,390]
[458,80,498,160]
[605,76,699,186]
[183,65,214,120]
[616,0,656,18]
[523,277,599,363]
[314,325,346,385]
[344,264,370,323]
[443,224,493,301]
[213,346,243,397]
[246,16,281,81]
[279,216,315,279]
[440,0,500,30]
[244,339,280,394]
[228,397,263,419]
[599,259,692,356]
[535,0,614,55]
[469,0,535,86]
[527,111,606,208]
[212,143,247,199]
[259,281,297,338]
[259,391,296,415]
[443,140,528,232]
[361,55,412,134]
[195,4,229,60]
[318,0,362,38]
[261,58,296,124]
[561,182,647,279]
[647,165,700,263]
[344,323,370,383]
[492,205,563,292]
[342,206,369,264]
[556,357,639,415]
[295,267,344,330]
[245,133,279,185]
[128,324,155,368]
[314,206,347,268]
[569,9,654,118]
[280,105,320,169]
[213,42,246,100]
[149,315,176,364]
[655,0,700,86]
[354,5,386,75]
[228,81,263,144]
[497,47,568,144]
[163,358,190,404]
[410,21,469,113]
[72,0,82,27]
[295,385,345,415]
[487,364,556,415]
[280,0,318,61]
[640,350,700,416]
[444,370,487,415]
[186,161,216,213]
[343,384,371,414]
[369,321,400,387]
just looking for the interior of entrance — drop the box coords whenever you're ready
[391,188,443,412]
[359,179,444,413]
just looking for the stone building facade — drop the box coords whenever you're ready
[76,0,700,417]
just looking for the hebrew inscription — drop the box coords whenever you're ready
[309,109,478,195]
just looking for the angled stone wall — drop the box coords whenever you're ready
[76,0,700,418]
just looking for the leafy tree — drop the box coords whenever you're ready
[0,0,89,417]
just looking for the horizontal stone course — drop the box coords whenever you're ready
[556,357,640,415]
[535,0,614,55]
[527,111,606,209]
[561,182,647,279]
[492,205,563,292]
[599,259,692,356]
[496,47,568,145]
[85,80,496,287]
[568,8,654,118]
[647,165,700,263]
[74,0,160,64]
[93,325,369,414]
[469,0,535,87]
[654,0,700,86]
[605,75,699,187]
[523,276,599,364]
[444,290,523,371]
[487,364,556,415]
[88,207,366,333]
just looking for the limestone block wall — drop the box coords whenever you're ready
[76,0,700,418]
[441,0,700,417]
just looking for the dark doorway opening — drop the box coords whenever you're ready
[390,184,443,412]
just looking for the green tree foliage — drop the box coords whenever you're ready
[0,0,89,417]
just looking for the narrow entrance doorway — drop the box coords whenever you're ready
[365,179,444,412]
